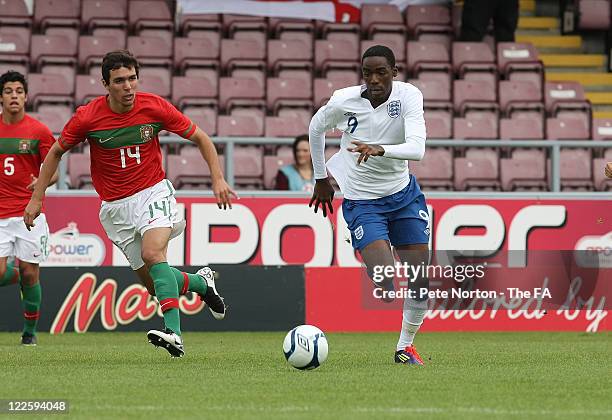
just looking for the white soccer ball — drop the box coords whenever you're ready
[283,324,328,370]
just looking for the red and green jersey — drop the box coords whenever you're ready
[58,92,196,201]
[0,114,55,218]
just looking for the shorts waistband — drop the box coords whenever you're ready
[101,179,173,206]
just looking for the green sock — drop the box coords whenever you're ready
[21,282,41,336]
[0,262,20,287]
[170,267,207,296]
[149,262,181,335]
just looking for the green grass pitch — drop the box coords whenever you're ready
[1,331,610,419]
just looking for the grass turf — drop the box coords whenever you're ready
[1,331,610,419]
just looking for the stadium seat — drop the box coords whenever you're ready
[139,67,171,99]
[314,76,357,107]
[405,4,452,39]
[452,42,496,78]
[81,0,127,32]
[78,35,125,71]
[269,17,313,38]
[0,0,31,27]
[264,155,293,189]
[500,149,547,191]
[276,108,312,129]
[361,36,405,67]
[453,80,498,115]
[218,77,265,112]
[222,14,267,37]
[424,110,452,139]
[592,118,612,140]
[267,39,312,74]
[127,35,172,67]
[265,114,309,138]
[498,80,544,116]
[453,116,498,139]
[409,79,452,111]
[172,76,217,109]
[34,0,80,31]
[220,39,266,72]
[406,41,450,77]
[217,109,264,137]
[173,36,219,73]
[496,42,543,88]
[409,148,453,189]
[67,151,93,189]
[266,78,312,113]
[75,74,106,105]
[179,13,221,36]
[33,104,71,134]
[40,64,76,95]
[234,146,264,189]
[30,34,77,71]
[0,63,28,77]
[27,73,74,109]
[183,106,217,136]
[361,4,405,37]
[454,148,500,190]
[546,117,590,140]
[559,148,593,190]
[314,39,360,75]
[500,114,544,139]
[128,0,173,33]
[0,27,30,66]
[578,0,611,30]
[544,81,591,117]
[167,151,225,189]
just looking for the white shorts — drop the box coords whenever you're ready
[0,213,49,264]
[99,179,185,270]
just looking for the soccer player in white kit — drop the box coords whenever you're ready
[309,45,430,364]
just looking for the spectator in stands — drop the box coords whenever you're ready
[605,162,612,179]
[460,0,519,42]
[275,134,315,191]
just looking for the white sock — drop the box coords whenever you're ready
[396,298,428,351]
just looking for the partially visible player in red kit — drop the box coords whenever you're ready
[24,50,236,357]
[0,71,57,346]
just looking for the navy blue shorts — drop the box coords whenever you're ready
[342,175,430,251]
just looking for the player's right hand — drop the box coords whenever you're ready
[23,198,42,231]
[212,178,239,210]
[309,178,334,217]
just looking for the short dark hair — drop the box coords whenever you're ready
[0,71,28,93]
[362,45,396,68]
[293,134,309,161]
[101,50,140,84]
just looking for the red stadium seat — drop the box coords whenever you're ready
[34,0,80,31]
[267,39,312,73]
[409,79,451,111]
[234,146,264,189]
[578,0,611,30]
[0,0,31,27]
[127,35,172,67]
[81,0,127,32]
[222,14,267,37]
[218,77,265,112]
[544,81,591,117]
[217,109,264,137]
[498,80,544,116]
[453,116,498,139]
[500,115,544,140]
[75,74,106,105]
[278,29,314,53]
[559,148,593,190]
[263,155,293,189]
[172,76,217,109]
[454,148,500,190]
[27,73,74,109]
[167,152,225,189]
[453,80,498,115]
[314,39,360,74]
[32,105,71,133]
[361,36,405,67]
[361,4,405,37]
[500,149,547,191]
[265,114,309,138]
[592,118,612,140]
[67,149,93,189]
[183,106,217,136]
[424,110,452,139]
[0,27,30,66]
[409,148,453,189]
[128,0,173,33]
[174,35,219,73]
[546,117,590,140]
[138,67,171,99]
[269,17,314,39]
[452,42,496,77]
[266,77,312,113]
[78,35,125,71]
[496,42,544,88]
[30,34,77,71]
[179,13,221,36]
[314,76,356,108]
[220,38,265,72]
[405,4,452,38]
[406,41,451,77]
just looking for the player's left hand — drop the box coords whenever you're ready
[212,178,239,210]
[23,198,42,231]
[605,162,612,179]
[26,174,37,191]
[347,140,385,164]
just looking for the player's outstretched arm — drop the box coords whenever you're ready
[24,142,66,229]
[189,127,238,209]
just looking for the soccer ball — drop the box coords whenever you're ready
[283,325,328,370]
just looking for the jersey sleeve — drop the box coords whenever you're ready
[158,97,197,139]
[382,87,426,161]
[58,108,88,151]
[38,124,56,162]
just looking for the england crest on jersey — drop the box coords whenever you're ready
[387,100,401,118]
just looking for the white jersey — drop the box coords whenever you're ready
[309,81,426,200]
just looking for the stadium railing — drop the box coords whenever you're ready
[55,135,611,194]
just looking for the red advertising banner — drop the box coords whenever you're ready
[42,196,612,268]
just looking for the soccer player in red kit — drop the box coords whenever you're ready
[0,71,57,346]
[24,50,235,357]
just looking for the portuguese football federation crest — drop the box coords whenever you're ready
[140,124,154,142]
[387,100,401,118]
[18,139,31,153]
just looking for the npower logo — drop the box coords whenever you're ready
[42,222,106,267]
[51,273,204,334]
